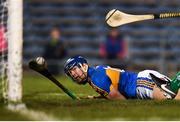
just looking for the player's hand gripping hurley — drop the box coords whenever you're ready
[29,57,79,100]
[106,9,180,27]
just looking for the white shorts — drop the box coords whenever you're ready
[136,70,170,99]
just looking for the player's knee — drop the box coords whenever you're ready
[153,85,172,100]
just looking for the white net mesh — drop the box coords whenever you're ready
[0,0,8,102]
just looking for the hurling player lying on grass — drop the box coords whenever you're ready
[64,55,180,100]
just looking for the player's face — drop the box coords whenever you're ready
[69,65,87,84]
[51,28,60,40]
[110,29,118,38]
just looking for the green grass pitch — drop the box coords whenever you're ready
[0,72,180,120]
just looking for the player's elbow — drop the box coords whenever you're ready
[107,90,126,100]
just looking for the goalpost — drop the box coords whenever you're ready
[0,0,23,106]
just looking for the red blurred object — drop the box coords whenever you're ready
[0,25,7,53]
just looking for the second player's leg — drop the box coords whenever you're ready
[174,89,180,100]
[137,70,171,100]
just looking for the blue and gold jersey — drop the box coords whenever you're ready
[87,65,138,98]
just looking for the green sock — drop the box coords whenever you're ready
[170,72,180,93]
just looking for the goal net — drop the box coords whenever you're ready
[0,0,23,105]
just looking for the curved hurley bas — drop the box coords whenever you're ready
[106,9,180,27]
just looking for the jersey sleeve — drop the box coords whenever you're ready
[89,73,111,96]
[89,66,111,96]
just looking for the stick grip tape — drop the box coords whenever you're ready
[154,12,180,19]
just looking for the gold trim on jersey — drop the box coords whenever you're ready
[106,67,121,91]
[137,80,155,89]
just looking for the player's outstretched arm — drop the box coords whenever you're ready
[106,87,126,100]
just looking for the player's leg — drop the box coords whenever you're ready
[152,85,168,100]
[174,89,180,100]
[136,70,172,100]
[171,72,180,100]
[136,70,157,99]
[150,71,180,99]
[169,72,180,94]
[152,82,180,100]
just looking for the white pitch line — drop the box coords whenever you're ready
[7,103,58,121]
[18,108,58,121]
[6,93,91,120]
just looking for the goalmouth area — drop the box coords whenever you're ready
[0,0,180,120]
